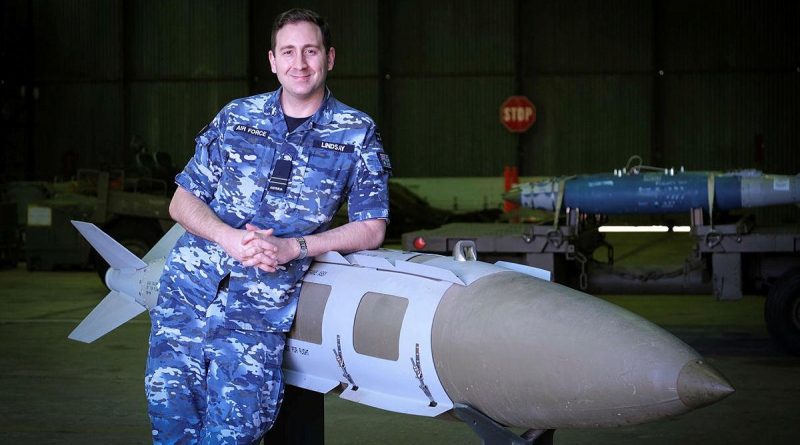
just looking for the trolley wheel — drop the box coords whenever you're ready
[765,267,800,355]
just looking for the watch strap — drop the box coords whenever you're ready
[296,237,308,260]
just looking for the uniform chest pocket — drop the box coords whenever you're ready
[297,147,357,224]
[216,142,274,218]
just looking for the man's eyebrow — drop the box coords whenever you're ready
[277,43,322,51]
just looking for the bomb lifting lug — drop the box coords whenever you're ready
[453,240,478,262]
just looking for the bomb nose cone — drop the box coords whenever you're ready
[677,359,735,409]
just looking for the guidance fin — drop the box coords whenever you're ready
[68,291,146,343]
[143,223,184,262]
[71,221,146,271]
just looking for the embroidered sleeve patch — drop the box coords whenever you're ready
[378,152,392,171]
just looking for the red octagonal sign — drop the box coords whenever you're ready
[500,95,536,133]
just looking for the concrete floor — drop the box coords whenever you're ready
[1,233,799,444]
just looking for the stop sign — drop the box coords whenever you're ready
[500,96,536,133]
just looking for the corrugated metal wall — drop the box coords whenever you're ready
[25,0,250,181]
[386,0,517,176]
[12,0,799,192]
[322,0,380,120]
[31,0,123,181]
[659,0,799,175]
[521,0,654,175]
[127,0,249,169]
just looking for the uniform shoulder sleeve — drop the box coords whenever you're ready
[175,109,227,203]
[347,124,390,222]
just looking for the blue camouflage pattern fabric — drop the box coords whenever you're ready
[147,287,285,443]
[146,87,390,443]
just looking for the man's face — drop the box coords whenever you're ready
[269,21,335,105]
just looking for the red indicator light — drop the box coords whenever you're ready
[413,237,426,250]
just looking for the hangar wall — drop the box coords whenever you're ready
[657,1,799,174]
[27,0,124,182]
[126,0,250,173]
[2,0,797,188]
[3,0,251,182]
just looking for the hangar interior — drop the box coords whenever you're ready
[3,0,797,183]
[0,0,798,444]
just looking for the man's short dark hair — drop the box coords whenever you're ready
[271,8,332,53]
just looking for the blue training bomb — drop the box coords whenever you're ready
[505,170,800,215]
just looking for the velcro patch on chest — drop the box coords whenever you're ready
[267,158,293,194]
[312,140,355,153]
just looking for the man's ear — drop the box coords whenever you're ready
[327,47,336,71]
[268,50,277,74]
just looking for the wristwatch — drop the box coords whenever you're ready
[295,237,308,260]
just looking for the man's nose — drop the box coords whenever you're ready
[294,53,308,69]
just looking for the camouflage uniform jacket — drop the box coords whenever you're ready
[161,88,391,332]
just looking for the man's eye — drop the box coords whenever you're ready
[283,50,293,56]
[305,49,317,56]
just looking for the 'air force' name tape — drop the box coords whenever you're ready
[234,124,268,138]
[313,140,355,153]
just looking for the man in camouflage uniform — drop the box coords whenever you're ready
[145,8,390,444]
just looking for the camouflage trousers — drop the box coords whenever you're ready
[145,287,286,444]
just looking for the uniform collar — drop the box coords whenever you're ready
[264,87,335,128]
